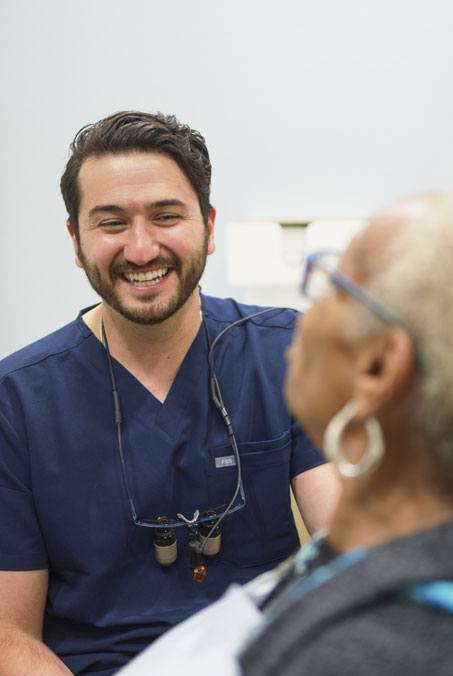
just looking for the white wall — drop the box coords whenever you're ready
[1,0,452,357]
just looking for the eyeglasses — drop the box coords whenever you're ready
[301,250,406,327]
[124,490,246,530]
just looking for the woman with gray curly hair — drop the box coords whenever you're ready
[120,193,453,676]
[240,192,453,675]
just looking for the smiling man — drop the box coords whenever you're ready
[0,111,338,675]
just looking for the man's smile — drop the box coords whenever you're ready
[121,267,170,287]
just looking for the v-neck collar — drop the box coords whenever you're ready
[76,307,209,441]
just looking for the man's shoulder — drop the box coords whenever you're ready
[0,316,88,381]
[201,294,299,332]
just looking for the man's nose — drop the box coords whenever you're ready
[123,222,160,266]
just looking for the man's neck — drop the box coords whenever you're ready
[83,291,203,402]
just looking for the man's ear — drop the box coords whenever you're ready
[66,220,83,268]
[207,206,216,256]
[353,328,416,421]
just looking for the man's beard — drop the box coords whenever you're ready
[77,234,209,325]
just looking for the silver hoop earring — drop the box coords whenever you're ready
[323,401,384,479]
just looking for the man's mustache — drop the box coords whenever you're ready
[110,255,180,277]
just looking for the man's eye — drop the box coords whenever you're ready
[155,213,180,225]
[99,220,126,230]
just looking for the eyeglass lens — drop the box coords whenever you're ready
[304,253,340,301]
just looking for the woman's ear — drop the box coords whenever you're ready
[353,328,416,421]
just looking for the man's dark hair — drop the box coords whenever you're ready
[60,110,212,236]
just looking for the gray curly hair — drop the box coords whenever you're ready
[351,193,453,478]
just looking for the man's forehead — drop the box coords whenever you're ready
[78,150,175,178]
[77,151,194,208]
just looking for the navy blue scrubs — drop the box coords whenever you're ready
[0,295,324,674]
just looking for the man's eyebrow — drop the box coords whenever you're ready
[151,199,187,210]
[88,205,124,219]
[87,200,187,220]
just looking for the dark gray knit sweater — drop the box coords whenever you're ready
[241,521,453,676]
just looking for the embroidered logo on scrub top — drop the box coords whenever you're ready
[215,455,237,468]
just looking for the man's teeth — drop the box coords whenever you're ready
[124,267,169,285]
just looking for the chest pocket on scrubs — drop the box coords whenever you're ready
[206,429,299,567]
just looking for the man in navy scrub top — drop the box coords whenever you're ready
[0,111,338,675]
